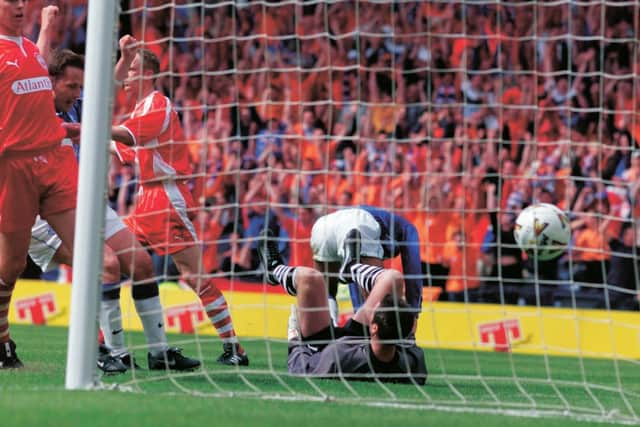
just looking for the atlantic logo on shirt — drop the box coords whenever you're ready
[11,77,52,95]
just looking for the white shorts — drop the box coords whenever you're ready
[310,208,383,262]
[28,206,127,272]
[29,217,64,272]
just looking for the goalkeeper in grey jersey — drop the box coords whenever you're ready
[258,226,427,384]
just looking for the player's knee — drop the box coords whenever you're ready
[377,269,404,297]
[0,256,27,284]
[102,249,121,282]
[54,245,73,265]
[132,255,155,281]
[290,267,325,295]
[296,267,324,287]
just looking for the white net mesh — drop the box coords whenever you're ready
[68,0,640,423]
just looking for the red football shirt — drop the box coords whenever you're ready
[113,90,191,183]
[0,36,66,154]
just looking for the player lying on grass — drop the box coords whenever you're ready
[258,225,427,384]
[307,206,423,323]
[29,21,200,374]
[109,46,248,366]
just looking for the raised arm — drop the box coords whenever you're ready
[368,67,380,103]
[266,179,297,236]
[571,49,593,95]
[36,5,59,63]
[114,35,138,85]
[485,182,499,235]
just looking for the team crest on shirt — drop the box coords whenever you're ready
[36,54,48,71]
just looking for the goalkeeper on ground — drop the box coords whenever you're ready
[308,206,423,323]
[257,226,427,384]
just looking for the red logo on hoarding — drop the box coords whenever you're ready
[337,312,351,327]
[15,293,57,325]
[478,319,522,352]
[165,303,207,334]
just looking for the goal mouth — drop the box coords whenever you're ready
[58,1,640,425]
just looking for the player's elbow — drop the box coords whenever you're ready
[102,248,121,282]
[0,257,27,284]
[112,125,136,146]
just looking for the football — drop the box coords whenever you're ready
[513,203,571,261]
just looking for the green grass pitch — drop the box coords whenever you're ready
[1,324,638,427]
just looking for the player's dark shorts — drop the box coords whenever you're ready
[288,325,338,375]
[287,319,369,374]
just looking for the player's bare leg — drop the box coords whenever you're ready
[172,246,248,365]
[314,260,341,325]
[104,228,199,371]
[45,209,76,253]
[316,253,386,326]
[53,243,72,266]
[290,267,331,338]
[106,228,154,281]
[48,231,136,373]
[49,226,199,371]
[0,229,31,368]
[258,228,332,338]
[49,235,132,362]
[352,269,404,326]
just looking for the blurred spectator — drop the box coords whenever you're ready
[442,229,480,302]
[563,216,640,311]
[265,177,316,269]
[480,183,524,304]
[38,1,639,309]
[571,187,611,287]
[604,222,640,310]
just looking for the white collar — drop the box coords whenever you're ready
[0,34,23,45]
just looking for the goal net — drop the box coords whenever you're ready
[71,0,640,423]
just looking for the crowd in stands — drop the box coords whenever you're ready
[26,1,640,310]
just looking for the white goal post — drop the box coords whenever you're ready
[65,0,117,390]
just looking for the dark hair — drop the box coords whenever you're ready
[48,49,84,78]
[620,221,634,237]
[372,294,414,341]
[137,49,160,76]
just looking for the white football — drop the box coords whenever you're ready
[513,203,571,261]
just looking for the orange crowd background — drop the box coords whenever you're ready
[25,1,640,310]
